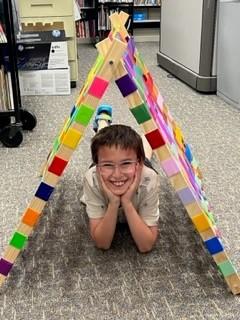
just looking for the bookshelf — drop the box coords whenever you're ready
[76,0,97,44]
[0,0,36,147]
[95,0,133,42]
[133,0,161,42]
[75,0,160,43]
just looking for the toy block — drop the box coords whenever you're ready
[28,197,46,213]
[48,156,68,177]
[88,76,109,99]
[130,103,152,124]
[61,127,82,150]
[225,273,240,295]
[177,187,196,205]
[217,260,237,277]
[191,213,213,232]
[9,232,28,250]
[145,129,166,149]
[170,172,189,190]
[74,104,95,126]
[154,145,172,162]
[22,208,40,227]
[0,258,13,276]
[204,237,224,255]
[35,182,54,202]
[161,157,181,177]
[126,91,143,108]
[115,74,137,97]
[3,246,20,263]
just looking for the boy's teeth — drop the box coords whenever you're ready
[112,181,124,186]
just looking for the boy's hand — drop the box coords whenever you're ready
[121,163,142,205]
[97,170,120,206]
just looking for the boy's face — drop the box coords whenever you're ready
[97,145,138,196]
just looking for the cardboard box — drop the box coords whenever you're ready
[17,30,68,70]
[19,67,70,96]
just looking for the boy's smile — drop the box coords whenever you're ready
[97,146,138,196]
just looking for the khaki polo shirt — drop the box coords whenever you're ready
[82,165,160,226]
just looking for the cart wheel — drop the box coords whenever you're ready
[0,126,23,148]
[21,109,37,131]
[0,116,11,128]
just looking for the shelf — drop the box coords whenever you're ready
[133,20,160,28]
[134,19,159,23]
[99,3,133,7]
[0,110,15,117]
[98,1,133,3]
[134,4,161,8]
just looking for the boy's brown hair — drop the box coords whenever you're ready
[91,124,145,164]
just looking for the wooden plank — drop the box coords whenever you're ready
[0,274,6,286]
[97,38,127,81]
[42,171,60,188]
[126,90,144,109]
[29,197,46,213]
[225,273,240,295]
[16,222,33,237]
[3,246,20,263]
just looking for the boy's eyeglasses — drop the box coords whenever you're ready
[97,160,138,174]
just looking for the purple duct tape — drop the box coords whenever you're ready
[178,187,196,205]
[115,74,137,97]
[0,258,13,276]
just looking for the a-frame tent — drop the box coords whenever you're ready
[0,12,239,295]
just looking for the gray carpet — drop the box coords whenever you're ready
[0,42,240,319]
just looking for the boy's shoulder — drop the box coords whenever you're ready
[140,165,159,191]
[84,165,99,188]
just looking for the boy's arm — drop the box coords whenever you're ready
[84,170,120,250]
[122,201,158,253]
[121,165,159,253]
[89,201,119,250]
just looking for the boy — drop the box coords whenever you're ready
[82,106,160,253]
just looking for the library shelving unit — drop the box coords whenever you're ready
[133,0,161,42]
[76,0,97,44]
[95,0,134,42]
[0,0,36,147]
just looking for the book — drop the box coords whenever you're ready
[0,22,7,44]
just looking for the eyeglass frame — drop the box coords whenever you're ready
[96,160,139,173]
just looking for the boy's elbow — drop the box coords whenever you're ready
[95,241,111,250]
[137,244,154,253]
